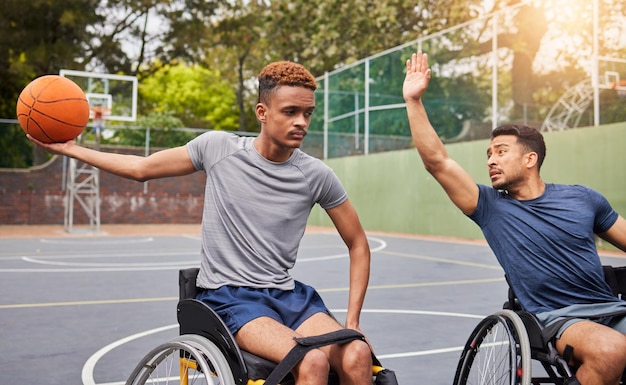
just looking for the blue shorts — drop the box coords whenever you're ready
[195,280,329,335]
[536,301,626,339]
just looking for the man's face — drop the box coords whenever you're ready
[486,134,528,190]
[259,85,315,150]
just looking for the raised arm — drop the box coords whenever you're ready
[325,199,370,332]
[27,135,196,181]
[403,52,480,215]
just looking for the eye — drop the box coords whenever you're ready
[304,110,313,118]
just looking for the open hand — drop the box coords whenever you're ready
[26,134,76,156]
[402,51,431,102]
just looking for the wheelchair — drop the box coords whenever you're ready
[125,267,397,385]
[453,265,626,385]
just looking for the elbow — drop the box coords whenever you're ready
[125,169,151,182]
[423,161,443,176]
[133,170,153,182]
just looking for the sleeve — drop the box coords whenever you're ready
[584,186,619,233]
[467,184,493,227]
[186,131,235,172]
[310,162,348,210]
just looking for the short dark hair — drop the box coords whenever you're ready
[257,61,317,104]
[492,124,547,169]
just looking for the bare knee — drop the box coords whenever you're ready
[572,335,626,385]
[598,338,626,380]
[294,349,329,385]
[343,340,372,369]
[336,340,372,384]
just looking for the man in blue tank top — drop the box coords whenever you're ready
[29,61,373,385]
[403,51,626,385]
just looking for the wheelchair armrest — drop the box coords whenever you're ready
[179,268,200,300]
[177,298,248,385]
[603,265,626,298]
[517,311,551,352]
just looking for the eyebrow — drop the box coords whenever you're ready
[487,142,510,155]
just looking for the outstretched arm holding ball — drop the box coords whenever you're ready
[27,135,196,181]
[26,60,375,385]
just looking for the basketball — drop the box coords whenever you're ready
[16,75,90,143]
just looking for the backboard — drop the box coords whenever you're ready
[59,69,138,122]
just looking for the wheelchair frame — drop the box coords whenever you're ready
[124,267,396,385]
[453,265,626,385]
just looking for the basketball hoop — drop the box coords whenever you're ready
[610,80,626,99]
[89,105,111,140]
[90,105,111,121]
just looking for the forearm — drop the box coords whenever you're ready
[405,98,450,173]
[39,139,197,181]
[63,145,152,181]
[345,243,370,329]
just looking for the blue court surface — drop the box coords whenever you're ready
[1,227,624,385]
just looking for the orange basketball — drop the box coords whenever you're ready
[16,75,90,143]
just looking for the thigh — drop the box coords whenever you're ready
[296,312,344,358]
[235,316,302,363]
[296,312,370,370]
[556,320,626,364]
[295,311,344,337]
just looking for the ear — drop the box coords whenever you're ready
[525,152,538,169]
[255,103,267,123]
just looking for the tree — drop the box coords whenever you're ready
[0,0,102,165]
[139,62,238,130]
[103,112,195,148]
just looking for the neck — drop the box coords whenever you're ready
[253,136,294,162]
[507,179,546,200]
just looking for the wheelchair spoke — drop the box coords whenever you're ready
[125,336,235,385]
[454,311,531,385]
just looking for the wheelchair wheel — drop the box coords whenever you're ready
[453,310,531,385]
[125,334,236,385]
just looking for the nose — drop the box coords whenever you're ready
[294,113,308,128]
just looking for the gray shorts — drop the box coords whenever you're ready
[536,301,626,339]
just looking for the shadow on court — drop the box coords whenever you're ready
[1,227,624,385]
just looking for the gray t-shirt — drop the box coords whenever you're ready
[186,131,348,290]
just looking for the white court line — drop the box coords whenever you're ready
[1,236,386,271]
[298,237,386,262]
[0,265,199,273]
[82,324,177,385]
[39,237,155,245]
[21,257,197,267]
[22,251,199,260]
[82,308,485,385]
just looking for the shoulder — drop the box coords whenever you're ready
[186,131,247,169]
[546,183,601,198]
[189,130,239,145]
[477,184,507,199]
[290,149,332,173]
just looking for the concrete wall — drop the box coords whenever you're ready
[308,122,626,250]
